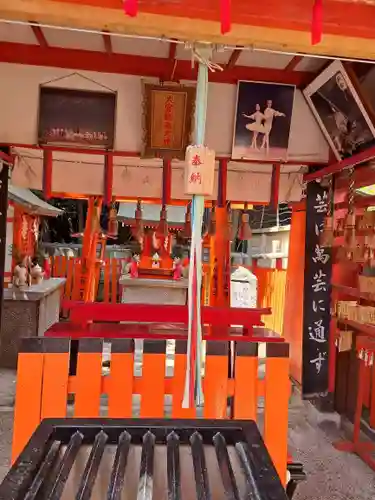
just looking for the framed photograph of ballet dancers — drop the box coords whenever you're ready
[38,87,116,149]
[303,60,375,160]
[231,81,295,161]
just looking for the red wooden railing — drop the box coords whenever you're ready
[50,256,286,334]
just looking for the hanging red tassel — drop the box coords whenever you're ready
[220,0,231,34]
[208,201,216,236]
[107,204,118,238]
[312,0,323,45]
[135,199,144,237]
[237,203,252,241]
[123,0,138,18]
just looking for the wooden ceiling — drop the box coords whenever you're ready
[0,21,331,86]
[1,0,375,60]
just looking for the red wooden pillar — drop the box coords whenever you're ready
[42,150,53,200]
[214,159,229,307]
[283,201,306,385]
[104,153,114,205]
[270,163,281,209]
[163,158,172,204]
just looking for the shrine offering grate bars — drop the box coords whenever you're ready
[0,419,291,500]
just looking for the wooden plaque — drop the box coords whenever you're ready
[142,83,195,160]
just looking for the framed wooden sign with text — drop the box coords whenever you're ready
[142,83,195,160]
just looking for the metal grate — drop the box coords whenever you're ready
[0,419,292,500]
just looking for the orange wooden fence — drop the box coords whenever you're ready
[50,256,124,303]
[233,264,287,335]
[12,337,290,484]
[255,268,287,334]
[50,256,286,333]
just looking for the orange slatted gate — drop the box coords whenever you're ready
[237,265,287,335]
[11,337,290,485]
[103,258,111,303]
[64,258,75,300]
[111,259,118,303]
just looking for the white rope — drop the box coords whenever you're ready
[190,46,224,72]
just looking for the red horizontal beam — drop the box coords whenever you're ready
[55,0,375,40]
[3,142,327,166]
[45,324,283,342]
[0,42,311,86]
[303,145,375,182]
[66,301,271,326]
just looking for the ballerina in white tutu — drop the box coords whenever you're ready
[243,104,265,150]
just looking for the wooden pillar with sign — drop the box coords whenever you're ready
[302,180,333,403]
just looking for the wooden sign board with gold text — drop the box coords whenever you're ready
[142,83,195,160]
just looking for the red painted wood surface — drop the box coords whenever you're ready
[65,300,270,327]
[304,145,375,182]
[0,42,311,87]
[283,203,306,385]
[45,321,283,342]
[53,0,375,40]
[42,149,53,200]
[104,153,113,205]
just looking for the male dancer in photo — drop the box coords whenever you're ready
[260,100,286,155]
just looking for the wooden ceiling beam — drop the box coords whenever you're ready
[350,61,374,81]
[284,55,303,71]
[4,0,375,61]
[167,40,178,81]
[102,31,112,54]
[226,47,242,70]
[302,59,333,87]
[30,23,48,48]
[0,42,311,86]
[168,41,177,61]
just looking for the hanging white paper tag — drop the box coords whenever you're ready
[184,145,215,196]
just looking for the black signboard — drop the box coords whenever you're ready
[38,87,116,149]
[302,181,332,397]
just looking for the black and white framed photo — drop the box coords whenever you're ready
[303,60,375,161]
[231,81,295,161]
[38,87,116,149]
